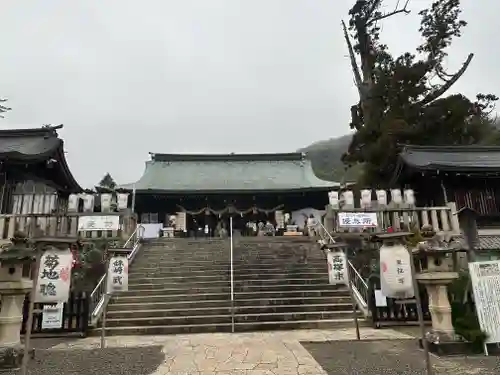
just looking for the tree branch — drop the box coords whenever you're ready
[417,53,474,107]
[367,0,410,25]
[342,20,363,94]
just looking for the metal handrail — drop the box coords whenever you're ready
[90,225,145,323]
[315,221,369,311]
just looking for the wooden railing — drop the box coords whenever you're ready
[0,212,136,242]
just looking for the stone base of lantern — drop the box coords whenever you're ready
[419,337,480,356]
[0,344,25,371]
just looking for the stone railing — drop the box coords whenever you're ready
[0,212,136,243]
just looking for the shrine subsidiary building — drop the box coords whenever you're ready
[119,152,338,235]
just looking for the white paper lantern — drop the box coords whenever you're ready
[100,193,112,212]
[67,194,78,212]
[403,189,415,206]
[379,243,414,298]
[117,193,129,210]
[390,189,403,205]
[327,251,348,285]
[360,189,372,208]
[342,190,354,207]
[83,194,95,212]
[328,191,339,209]
[376,190,387,206]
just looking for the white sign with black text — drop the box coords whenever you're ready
[106,256,129,294]
[327,251,348,286]
[35,250,72,304]
[338,212,378,228]
[41,303,64,329]
[78,215,120,231]
[469,260,500,345]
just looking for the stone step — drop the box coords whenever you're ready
[131,261,326,269]
[104,310,357,327]
[91,318,365,336]
[135,254,323,262]
[128,280,230,290]
[107,299,232,311]
[108,296,352,311]
[128,269,327,279]
[121,283,341,295]
[127,277,329,288]
[118,286,231,296]
[112,289,346,303]
[128,272,328,282]
[113,292,230,304]
[106,303,353,319]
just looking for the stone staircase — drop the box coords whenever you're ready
[97,237,363,336]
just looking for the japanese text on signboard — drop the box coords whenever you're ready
[106,256,129,294]
[327,252,347,286]
[36,250,72,303]
[338,212,378,228]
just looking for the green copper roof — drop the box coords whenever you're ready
[120,153,338,193]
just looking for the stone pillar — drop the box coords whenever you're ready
[422,280,455,335]
[0,264,32,370]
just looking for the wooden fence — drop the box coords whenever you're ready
[0,212,136,242]
[21,291,90,336]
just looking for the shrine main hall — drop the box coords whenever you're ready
[119,152,338,236]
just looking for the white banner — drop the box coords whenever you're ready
[67,194,78,212]
[83,194,94,212]
[41,303,64,329]
[469,260,500,345]
[35,250,72,304]
[100,193,112,212]
[78,215,120,231]
[117,193,129,210]
[106,256,129,294]
[327,251,348,285]
[379,243,414,299]
[338,212,378,228]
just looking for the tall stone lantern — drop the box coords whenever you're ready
[413,225,465,346]
[0,235,34,370]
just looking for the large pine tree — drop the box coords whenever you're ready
[342,0,499,185]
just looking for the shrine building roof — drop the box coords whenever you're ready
[0,125,82,192]
[397,145,500,172]
[120,152,338,193]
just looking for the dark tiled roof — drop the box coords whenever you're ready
[398,145,500,172]
[457,234,500,250]
[120,152,338,193]
[0,125,82,192]
[0,126,63,161]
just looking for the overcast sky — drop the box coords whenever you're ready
[0,0,496,188]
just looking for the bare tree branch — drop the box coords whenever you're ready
[342,20,363,95]
[417,53,474,107]
[367,0,410,25]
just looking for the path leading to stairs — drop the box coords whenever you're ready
[13,328,500,374]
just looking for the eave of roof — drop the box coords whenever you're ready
[120,152,338,193]
[398,144,500,172]
[0,125,82,192]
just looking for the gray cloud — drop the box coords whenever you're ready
[0,0,497,187]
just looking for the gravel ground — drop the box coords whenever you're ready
[301,339,500,375]
[4,346,164,375]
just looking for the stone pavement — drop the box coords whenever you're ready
[31,328,408,374]
[15,328,499,374]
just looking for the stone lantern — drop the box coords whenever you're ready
[0,234,34,370]
[413,225,464,345]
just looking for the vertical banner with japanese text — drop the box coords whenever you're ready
[327,251,348,285]
[35,250,72,303]
[106,256,129,294]
[379,243,414,299]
